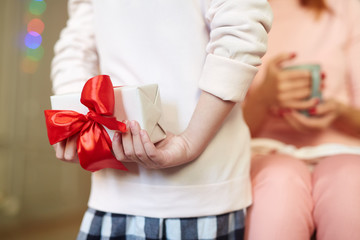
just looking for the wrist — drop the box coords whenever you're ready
[179,129,203,161]
[255,85,275,110]
[332,100,347,123]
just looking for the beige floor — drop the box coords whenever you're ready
[1,213,83,240]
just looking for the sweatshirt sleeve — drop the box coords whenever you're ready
[51,0,99,95]
[199,0,272,102]
[346,0,360,108]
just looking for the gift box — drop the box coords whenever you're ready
[44,75,166,172]
[50,82,166,143]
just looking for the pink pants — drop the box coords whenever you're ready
[245,154,360,240]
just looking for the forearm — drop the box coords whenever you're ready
[334,102,360,136]
[180,90,235,160]
[195,0,272,140]
[243,87,271,137]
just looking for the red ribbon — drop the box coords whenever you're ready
[44,75,128,172]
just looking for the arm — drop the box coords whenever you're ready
[51,0,98,162]
[244,57,360,136]
[243,53,319,136]
[113,0,273,168]
[334,103,360,136]
[51,0,99,95]
[278,100,360,137]
[242,85,273,137]
[278,0,360,136]
[113,91,235,168]
[335,0,360,136]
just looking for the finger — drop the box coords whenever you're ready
[54,141,66,160]
[64,134,79,162]
[282,97,320,110]
[288,110,335,130]
[321,72,326,81]
[316,113,337,128]
[271,52,297,68]
[140,130,157,158]
[309,114,336,128]
[278,88,312,103]
[321,72,326,90]
[278,71,312,91]
[281,69,312,81]
[129,121,154,165]
[121,120,137,161]
[310,100,337,116]
[140,130,163,168]
[112,131,129,162]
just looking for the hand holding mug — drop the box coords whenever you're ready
[258,53,320,115]
[283,64,323,116]
[282,99,342,132]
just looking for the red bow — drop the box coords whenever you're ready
[44,75,128,172]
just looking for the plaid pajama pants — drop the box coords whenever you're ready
[77,208,245,240]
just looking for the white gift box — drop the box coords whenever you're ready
[50,84,166,143]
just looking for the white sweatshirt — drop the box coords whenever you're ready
[51,0,272,218]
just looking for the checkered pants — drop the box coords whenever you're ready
[77,208,245,240]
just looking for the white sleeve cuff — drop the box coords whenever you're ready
[199,54,258,102]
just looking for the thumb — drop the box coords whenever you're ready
[270,52,297,69]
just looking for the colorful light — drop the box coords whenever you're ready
[25,31,42,49]
[29,0,47,16]
[21,57,39,74]
[21,0,46,74]
[26,46,44,61]
[27,18,44,34]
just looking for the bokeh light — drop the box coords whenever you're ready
[22,0,46,74]
[27,18,44,34]
[26,46,44,61]
[21,57,39,74]
[25,31,42,49]
[29,0,47,16]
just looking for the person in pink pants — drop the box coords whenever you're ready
[243,0,360,239]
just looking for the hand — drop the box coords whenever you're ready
[282,99,341,132]
[112,120,194,169]
[258,53,319,113]
[52,134,79,163]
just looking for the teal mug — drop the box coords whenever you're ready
[283,64,322,116]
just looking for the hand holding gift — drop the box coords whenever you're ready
[44,75,166,172]
[112,90,236,169]
[112,123,191,169]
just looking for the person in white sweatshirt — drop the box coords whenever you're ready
[51,0,272,239]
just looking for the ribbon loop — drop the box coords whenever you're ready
[44,75,128,172]
[81,75,115,115]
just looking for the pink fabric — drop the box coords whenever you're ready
[245,154,360,240]
[249,0,360,148]
[245,154,314,240]
[313,155,360,240]
[245,0,360,239]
